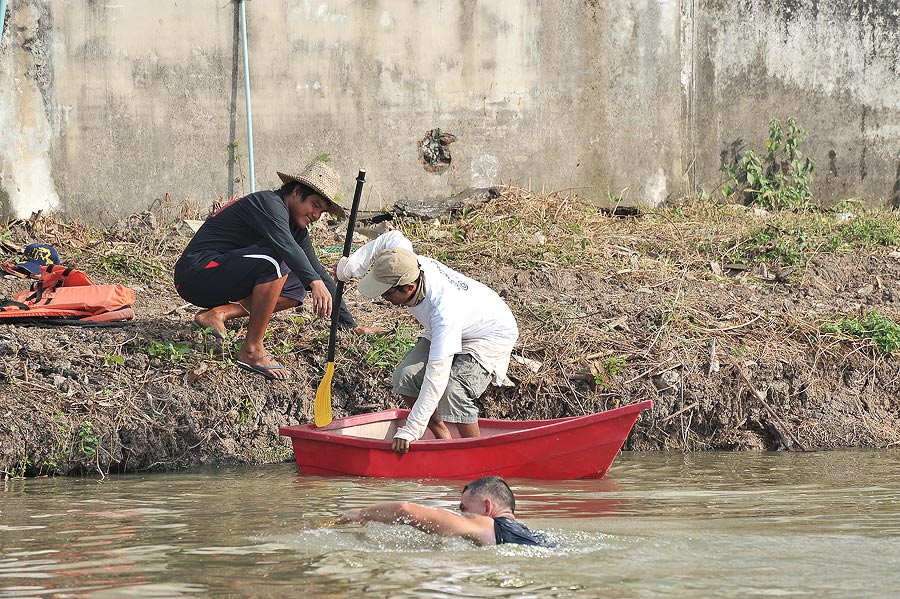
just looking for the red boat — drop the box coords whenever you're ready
[278,400,651,480]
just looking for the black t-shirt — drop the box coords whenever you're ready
[493,517,553,547]
[175,191,319,287]
[173,190,358,328]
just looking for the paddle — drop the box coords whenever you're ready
[314,169,366,427]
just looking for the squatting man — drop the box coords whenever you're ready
[335,230,519,454]
[173,158,376,381]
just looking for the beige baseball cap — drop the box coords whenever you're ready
[357,247,420,298]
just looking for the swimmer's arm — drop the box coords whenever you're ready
[336,502,496,546]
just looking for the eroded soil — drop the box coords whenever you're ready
[2,193,899,477]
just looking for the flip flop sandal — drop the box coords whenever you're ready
[1,262,29,278]
[236,360,285,381]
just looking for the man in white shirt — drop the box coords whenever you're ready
[336,231,519,455]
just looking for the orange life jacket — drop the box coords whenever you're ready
[0,265,136,324]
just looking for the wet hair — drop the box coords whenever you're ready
[275,181,318,202]
[462,476,516,514]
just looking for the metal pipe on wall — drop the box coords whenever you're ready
[239,0,256,192]
[1,0,9,43]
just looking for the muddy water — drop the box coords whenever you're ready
[1,451,899,598]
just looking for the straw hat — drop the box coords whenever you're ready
[277,159,346,218]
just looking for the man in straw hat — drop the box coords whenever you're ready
[335,230,519,453]
[174,157,372,380]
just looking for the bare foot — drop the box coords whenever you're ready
[353,325,385,335]
[236,347,289,380]
[194,309,228,339]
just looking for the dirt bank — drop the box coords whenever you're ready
[2,190,899,477]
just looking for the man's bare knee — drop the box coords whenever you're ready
[457,422,480,438]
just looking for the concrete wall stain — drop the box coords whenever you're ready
[891,158,900,208]
[3,0,900,221]
[698,0,900,206]
[0,0,60,218]
[859,106,868,182]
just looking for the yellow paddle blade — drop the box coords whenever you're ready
[314,361,335,427]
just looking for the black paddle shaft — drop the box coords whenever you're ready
[326,169,366,361]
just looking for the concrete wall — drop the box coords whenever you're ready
[694,0,900,206]
[0,0,898,223]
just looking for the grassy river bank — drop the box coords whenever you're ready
[2,187,900,477]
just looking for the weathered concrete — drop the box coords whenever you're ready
[0,1,60,219]
[693,0,900,206]
[1,0,899,222]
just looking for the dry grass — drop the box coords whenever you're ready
[380,187,900,448]
[3,185,900,478]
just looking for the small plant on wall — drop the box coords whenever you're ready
[721,117,815,211]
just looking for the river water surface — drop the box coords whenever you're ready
[2,451,898,598]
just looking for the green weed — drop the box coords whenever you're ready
[140,340,192,363]
[607,190,626,206]
[724,224,819,267]
[721,117,815,211]
[719,210,900,269]
[839,214,900,248]
[236,397,254,424]
[289,313,310,330]
[398,192,603,271]
[649,305,679,333]
[364,326,417,369]
[96,252,163,279]
[77,421,98,460]
[41,413,71,474]
[273,338,295,356]
[5,458,30,479]
[194,326,237,358]
[593,355,627,388]
[104,353,125,368]
[4,372,19,389]
[822,311,900,354]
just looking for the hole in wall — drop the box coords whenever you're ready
[418,128,457,174]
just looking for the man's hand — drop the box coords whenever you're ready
[309,280,332,319]
[335,508,364,524]
[391,437,410,455]
[353,325,385,335]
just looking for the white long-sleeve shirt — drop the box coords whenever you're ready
[337,231,519,441]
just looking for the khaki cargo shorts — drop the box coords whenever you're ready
[392,337,491,424]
